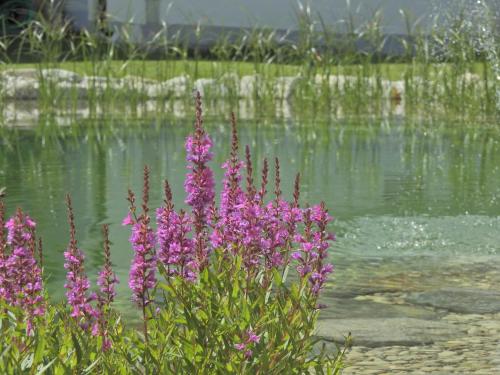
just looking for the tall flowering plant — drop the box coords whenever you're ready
[64,195,97,324]
[0,203,44,335]
[122,94,334,292]
[184,92,216,268]
[0,94,346,374]
[123,166,157,342]
[122,93,340,372]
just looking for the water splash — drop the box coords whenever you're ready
[473,0,500,111]
[432,0,500,111]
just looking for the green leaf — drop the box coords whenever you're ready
[71,333,82,364]
[21,353,34,370]
[231,276,240,299]
[34,332,46,364]
[83,358,101,374]
[35,358,57,375]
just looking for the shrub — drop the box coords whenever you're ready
[0,93,348,374]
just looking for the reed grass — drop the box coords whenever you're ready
[0,1,497,125]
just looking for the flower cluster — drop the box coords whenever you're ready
[157,205,197,281]
[124,167,157,309]
[124,93,335,301]
[292,203,335,295]
[63,195,119,350]
[234,329,261,359]
[210,113,245,253]
[0,206,44,335]
[94,224,118,350]
[64,195,97,322]
[185,92,216,267]
[97,224,118,305]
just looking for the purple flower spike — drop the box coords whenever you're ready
[97,224,118,305]
[94,224,118,350]
[122,212,135,226]
[128,167,157,308]
[292,202,334,296]
[157,206,197,281]
[234,329,261,359]
[0,208,44,335]
[128,220,157,306]
[64,195,97,324]
[185,92,216,267]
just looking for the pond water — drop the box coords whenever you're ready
[1,119,500,364]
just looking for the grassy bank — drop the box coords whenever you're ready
[0,57,496,125]
[0,5,497,125]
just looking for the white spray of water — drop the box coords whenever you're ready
[470,0,500,110]
[432,0,500,110]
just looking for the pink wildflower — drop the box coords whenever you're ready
[127,167,157,308]
[234,329,261,358]
[64,195,97,323]
[0,208,44,335]
[293,203,334,295]
[185,92,215,267]
[157,206,198,281]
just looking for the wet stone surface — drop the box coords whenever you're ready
[404,288,500,314]
[316,312,500,374]
[315,259,500,374]
[317,317,464,347]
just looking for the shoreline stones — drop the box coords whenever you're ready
[336,312,500,374]
[146,75,189,98]
[315,257,500,373]
[0,68,413,102]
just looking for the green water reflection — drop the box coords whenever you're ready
[1,120,500,317]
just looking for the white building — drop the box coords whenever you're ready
[63,0,498,36]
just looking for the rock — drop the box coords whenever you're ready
[329,75,357,91]
[219,73,240,96]
[56,81,89,99]
[274,76,301,100]
[121,75,157,95]
[318,297,440,320]
[1,68,39,80]
[316,318,461,347]
[405,288,500,314]
[40,69,82,83]
[314,74,406,100]
[239,74,264,99]
[3,77,39,100]
[459,72,481,84]
[0,69,40,99]
[193,78,226,98]
[55,76,125,99]
[147,75,189,98]
[82,76,122,90]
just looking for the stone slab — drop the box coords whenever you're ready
[316,318,462,347]
[405,288,500,314]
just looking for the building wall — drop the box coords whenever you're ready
[63,0,499,37]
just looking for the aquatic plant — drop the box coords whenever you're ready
[0,95,348,373]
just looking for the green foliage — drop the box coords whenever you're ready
[0,250,348,374]
[0,2,497,124]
